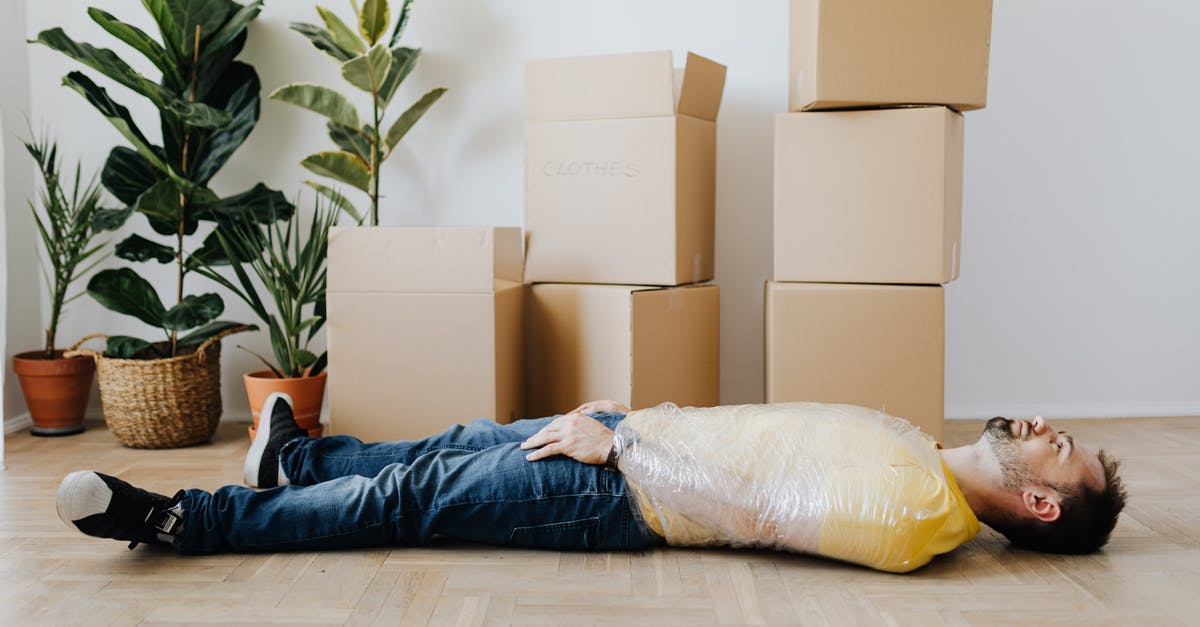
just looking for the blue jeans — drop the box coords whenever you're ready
[173,413,663,554]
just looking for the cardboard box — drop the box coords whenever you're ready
[765,282,944,439]
[790,0,992,112]
[524,283,719,417]
[774,106,963,285]
[524,50,726,286]
[327,227,524,442]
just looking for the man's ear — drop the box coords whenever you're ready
[1021,488,1062,522]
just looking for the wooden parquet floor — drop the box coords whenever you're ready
[1,416,1197,626]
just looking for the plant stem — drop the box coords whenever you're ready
[371,89,382,226]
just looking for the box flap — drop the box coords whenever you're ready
[676,52,726,121]
[526,50,723,121]
[328,226,523,293]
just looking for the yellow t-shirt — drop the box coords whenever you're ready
[616,402,979,573]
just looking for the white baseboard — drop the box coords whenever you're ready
[4,413,32,435]
[947,401,1200,420]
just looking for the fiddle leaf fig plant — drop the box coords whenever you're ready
[273,0,446,225]
[32,0,292,358]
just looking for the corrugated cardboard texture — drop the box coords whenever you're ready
[764,282,944,439]
[524,50,724,286]
[526,50,725,121]
[789,0,992,111]
[631,285,720,409]
[774,107,963,285]
[329,285,523,442]
[328,226,522,293]
[524,284,636,417]
[524,284,720,416]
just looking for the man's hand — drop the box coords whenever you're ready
[570,399,630,415]
[520,412,615,465]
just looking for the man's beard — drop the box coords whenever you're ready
[983,417,1036,489]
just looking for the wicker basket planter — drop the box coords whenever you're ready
[66,327,250,449]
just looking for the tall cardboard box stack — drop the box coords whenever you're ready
[523,51,727,416]
[327,227,525,441]
[768,0,994,440]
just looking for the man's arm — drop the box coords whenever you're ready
[569,399,630,415]
[520,412,615,465]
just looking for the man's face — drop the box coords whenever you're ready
[982,416,1105,495]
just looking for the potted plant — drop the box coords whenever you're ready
[194,198,349,441]
[38,0,292,448]
[11,135,110,436]
[271,0,446,224]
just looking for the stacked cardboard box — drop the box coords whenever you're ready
[523,51,726,416]
[768,0,994,440]
[327,227,524,441]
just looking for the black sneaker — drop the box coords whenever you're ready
[56,470,184,550]
[243,392,307,488]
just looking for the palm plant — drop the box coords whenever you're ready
[23,133,112,359]
[271,0,446,225]
[31,0,292,359]
[194,199,343,378]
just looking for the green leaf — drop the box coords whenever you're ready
[358,0,389,45]
[317,5,366,54]
[178,320,254,347]
[60,72,171,176]
[340,42,392,93]
[101,146,159,206]
[388,0,413,47]
[301,151,371,192]
[116,234,176,263]
[193,182,295,224]
[326,120,372,163]
[106,335,156,359]
[294,348,318,369]
[305,180,364,223]
[288,22,354,62]
[133,179,194,236]
[92,206,133,231]
[30,28,166,106]
[142,0,183,59]
[167,0,228,60]
[236,344,284,378]
[269,83,359,128]
[308,351,328,376]
[191,62,260,185]
[384,87,446,153]
[164,99,233,130]
[201,0,263,60]
[378,46,419,105]
[87,267,167,327]
[86,7,181,88]
[162,293,224,332]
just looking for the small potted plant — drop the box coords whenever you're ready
[195,197,348,440]
[271,0,447,224]
[11,134,110,436]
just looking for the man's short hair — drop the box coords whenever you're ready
[989,449,1127,554]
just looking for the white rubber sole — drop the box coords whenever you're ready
[56,470,111,526]
[243,392,293,488]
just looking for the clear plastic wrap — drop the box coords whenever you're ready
[614,402,979,573]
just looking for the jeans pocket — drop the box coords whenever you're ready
[508,517,601,550]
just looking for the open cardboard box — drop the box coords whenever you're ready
[524,50,726,286]
[774,106,963,285]
[790,0,993,112]
[765,281,944,439]
[524,283,720,417]
[327,227,524,442]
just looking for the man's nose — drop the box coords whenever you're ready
[1032,415,1051,435]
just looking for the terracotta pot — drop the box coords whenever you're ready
[244,370,327,442]
[12,350,96,436]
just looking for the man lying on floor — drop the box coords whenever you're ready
[55,396,1127,573]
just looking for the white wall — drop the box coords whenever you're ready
[5,0,1198,430]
